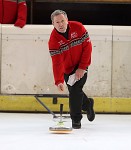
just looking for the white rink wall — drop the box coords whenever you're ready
[0,24,131,97]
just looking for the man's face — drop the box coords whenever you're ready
[52,14,68,33]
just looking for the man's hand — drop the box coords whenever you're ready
[75,68,85,80]
[57,83,64,92]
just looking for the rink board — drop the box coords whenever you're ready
[0,95,131,113]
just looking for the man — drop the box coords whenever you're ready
[48,10,95,129]
[0,0,27,28]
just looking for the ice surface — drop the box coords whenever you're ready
[0,113,131,150]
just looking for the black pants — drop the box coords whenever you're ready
[64,68,90,122]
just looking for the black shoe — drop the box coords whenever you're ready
[87,98,95,121]
[72,120,81,129]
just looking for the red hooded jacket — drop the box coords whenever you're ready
[0,0,27,28]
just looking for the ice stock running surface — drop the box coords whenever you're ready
[0,113,131,150]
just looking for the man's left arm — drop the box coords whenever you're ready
[78,30,92,70]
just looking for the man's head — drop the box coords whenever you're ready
[51,10,68,33]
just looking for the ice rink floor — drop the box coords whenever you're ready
[0,113,131,150]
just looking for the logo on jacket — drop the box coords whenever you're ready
[71,32,78,39]
[58,40,65,45]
